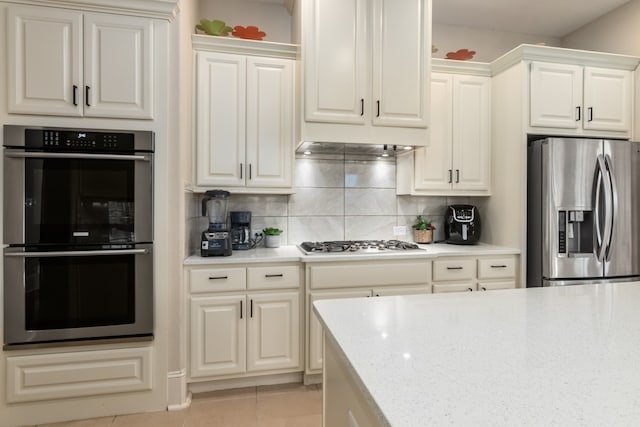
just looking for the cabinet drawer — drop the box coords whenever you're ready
[190,268,246,293]
[432,259,475,281]
[308,260,430,290]
[477,257,516,280]
[247,265,300,290]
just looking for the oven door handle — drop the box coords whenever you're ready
[4,152,151,162]
[5,249,150,257]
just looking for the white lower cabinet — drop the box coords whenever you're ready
[6,346,152,403]
[431,256,518,293]
[188,264,302,380]
[305,260,431,374]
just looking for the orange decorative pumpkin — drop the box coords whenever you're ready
[445,48,476,61]
[232,25,266,40]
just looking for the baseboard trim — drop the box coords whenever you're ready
[167,369,191,410]
[188,372,303,394]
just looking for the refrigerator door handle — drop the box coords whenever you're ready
[594,155,608,261]
[604,154,618,261]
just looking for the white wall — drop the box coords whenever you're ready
[197,0,292,43]
[432,23,560,63]
[562,0,640,56]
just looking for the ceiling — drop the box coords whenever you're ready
[432,0,631,38]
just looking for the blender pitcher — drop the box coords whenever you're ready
[202,190,230,231]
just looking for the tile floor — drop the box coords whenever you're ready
[35,383,322,427]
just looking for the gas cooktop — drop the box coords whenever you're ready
[298,240,424,254]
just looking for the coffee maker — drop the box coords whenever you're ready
[230,211,252,250]
[201,190,232,256]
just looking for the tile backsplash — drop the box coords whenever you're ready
[186,155,479,254]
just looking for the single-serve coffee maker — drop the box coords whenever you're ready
[201,190,232,256]
[230,211,252,250]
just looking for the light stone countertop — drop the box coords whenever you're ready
[313,282,640,426]
[183,242,520,265]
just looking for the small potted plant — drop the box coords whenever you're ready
[412,215,435,244]
[263,227,283,248]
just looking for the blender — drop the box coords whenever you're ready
[200,190,232,256]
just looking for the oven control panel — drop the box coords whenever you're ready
[25,129,135,152]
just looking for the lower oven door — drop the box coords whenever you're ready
[3,244,153,346]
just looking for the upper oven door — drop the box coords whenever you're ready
[4,150,153,246]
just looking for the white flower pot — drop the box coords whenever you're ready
[265,235,281,248]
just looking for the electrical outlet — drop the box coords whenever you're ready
[393,225,407,236]
[252,229,263,238]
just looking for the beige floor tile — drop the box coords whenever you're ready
[37,416,115,427]
[257,383,315,397]
[186,396,258,427]
[257,414,321,427]
[111,410,186,427]
[257,388,322,421]
[191,387,257,403]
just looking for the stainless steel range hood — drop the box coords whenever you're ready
[296,141,419,158]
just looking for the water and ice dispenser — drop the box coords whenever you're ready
[557,210,593,255]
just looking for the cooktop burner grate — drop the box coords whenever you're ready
[298,240,422,254]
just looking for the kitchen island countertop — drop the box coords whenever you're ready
[184,242,520,265]
[314,282,640,426]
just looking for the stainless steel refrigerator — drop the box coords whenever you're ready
[527,137,640,287]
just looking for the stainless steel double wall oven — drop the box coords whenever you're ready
[3,125,154,347]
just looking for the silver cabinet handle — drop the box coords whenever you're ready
[4,151,151,161]
[5,249,149,257]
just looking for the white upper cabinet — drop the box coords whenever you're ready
[300,0,431,145]
[530,61,631,135]
[193,36,295,193]
[7,5,154,119]
[398,62,491,196]
[372,0,430,128]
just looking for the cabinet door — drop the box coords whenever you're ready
[195,52,246,187]
[308,290,370,372]
[83,13,153,119]
[303,0,367,124]
[583,67,631,133]
[247,292,300,372]
[432,283,475,293]
[190,295,246,378]
[477,281,516,291]
[7,5,82,116]
[246,57,294,188]
[372,285,431,297]
[530,62,582,129]
[371,0,430,128]
[452,75,491,191]
[414,73,453,191]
